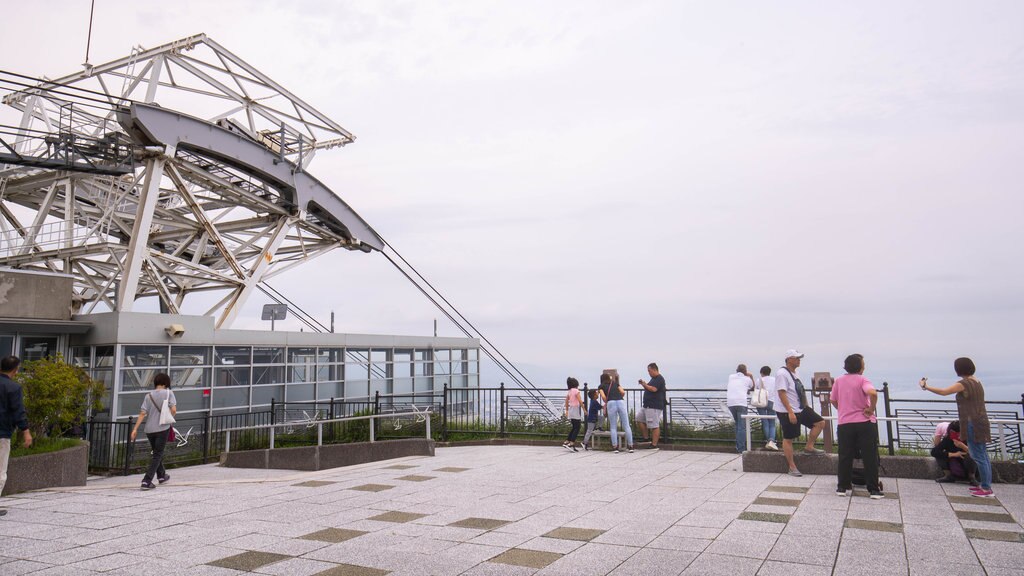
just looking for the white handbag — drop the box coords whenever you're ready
[751,386,769,409]
[154,392,176,425]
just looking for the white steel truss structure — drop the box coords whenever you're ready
[0,34,382,328]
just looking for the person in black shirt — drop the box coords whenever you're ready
[1,355,33,516]
[638,363,666,449]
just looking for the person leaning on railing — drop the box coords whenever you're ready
[919,357,994,498]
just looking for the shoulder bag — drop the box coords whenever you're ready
[150,391,176,426]
[750,378,769,409]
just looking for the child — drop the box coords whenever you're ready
[563,377,584,451]
[581,388,602,451]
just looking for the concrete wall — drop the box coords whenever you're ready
[2,442,89,496]
[0,269,74,321]
[219,438,435,471]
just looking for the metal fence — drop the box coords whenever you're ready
[84,384,1024,474]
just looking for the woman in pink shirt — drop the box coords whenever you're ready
[830,354,883,499]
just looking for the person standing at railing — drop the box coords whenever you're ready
[757,366,779,451]
[563,378,584,452]
[920,357,994,498]
[727,365,755,453]
[637,363,666,450]
[601,372,634,453]
[129,373,177,491]
[773,349,826,477]
[830,354,883,499]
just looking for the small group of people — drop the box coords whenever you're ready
[563,363,666,453]
[728,349,995,499]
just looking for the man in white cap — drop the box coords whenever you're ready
[774,349,826,476]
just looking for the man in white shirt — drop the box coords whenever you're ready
[727,365,755,453]
[774,349,826,477]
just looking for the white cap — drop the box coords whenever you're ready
[784,349,804,359]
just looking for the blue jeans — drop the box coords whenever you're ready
[966,422,992,490]
[606,399,633,448]
[729,406,748,453]
[757,401,776,443]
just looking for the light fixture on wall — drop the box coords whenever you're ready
[165,324,185,338]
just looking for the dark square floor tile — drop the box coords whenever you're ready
[955,510,1016,523]
[964,528,1024,542]
[489,548,563,568]
[382,464,417,470]
[207,551,291,571]
[948,495,1002,507]
[395,475,435,482]
[368,511,429,523]
[314,563,390,576]
[753,497,800,507]
[542,527,605,541]
[294,480,337,487]
[435,467,471,472]
[448,517,511,530]
[348,484,394,492]
[844,519,903,533]
[738,511,790,524]
[764,486,808,494]
[300,528,369,543]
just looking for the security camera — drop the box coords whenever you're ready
[165,324,185,338]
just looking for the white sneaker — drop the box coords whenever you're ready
[765,441,779,451]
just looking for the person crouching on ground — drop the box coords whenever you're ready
[581,388,603,451]
[130,373,177,490]
[774,349,826,477]
[830,353,883,499]
[727,365,755,453]
[931,421,978,485]
[563,377,584,451]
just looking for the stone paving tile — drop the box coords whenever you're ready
[536,542,639,576]
[764,486,808,494]
[367,511,428,523]
[680,552,762,576]
[449,517,511,530]
[435,467,471,472]
[948,495,1002,506]
[300,529,371,544]
[955,509,1016,523]
[253,557,341,576]
[757,561,832,576]
[382,465,418,470]
[394,475,435,482]
[489,548,563,569]
[294,481,337,487]
[908,561,986,576]
[752,497,800,507]
[964,527,1024,542]
[0,559,53,575]
[312,564,389,576]
[647,535,712,552]
[967,538,1024,570]
[541,527,605,542]
[608,547,698,575]
[737,511,790,524]
[843,519,903,533]
[767,535,838,567]
[348,484,394,493]
[462,563,539,576]
[517,537,585,555]
[705,529,778,560]
[207,551,292,571]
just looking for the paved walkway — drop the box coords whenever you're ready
[1,446,1022,576]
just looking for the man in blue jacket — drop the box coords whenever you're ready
[1,355,33,515]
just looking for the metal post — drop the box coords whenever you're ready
[745,415,752,454]
[442,383,449,442]
[317,422,323,446]
[225,430,231,453]
[426,413,431,439]
[374,391,380,440]
[202,413,211,463]
[123,417,134,476]
[882,382,894,455]
[271,398,276,426]
[369,416,375,443]
[329,397,335,443]
[270,426,275,449]
[499,382,506,438]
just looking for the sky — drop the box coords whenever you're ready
[2,1,1023,399]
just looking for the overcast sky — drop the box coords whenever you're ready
[3,1,1023,397]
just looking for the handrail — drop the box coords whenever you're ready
[741,413,1021,460]
[223,409,432,452]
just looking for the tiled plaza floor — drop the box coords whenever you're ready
[1,445,1022,575]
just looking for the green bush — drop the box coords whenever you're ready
[17,355,105,439]
[10,436,82,458]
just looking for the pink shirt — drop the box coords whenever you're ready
[832,374,877,425]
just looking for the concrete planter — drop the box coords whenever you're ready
[2,442,89,496]
[219,438,435,471]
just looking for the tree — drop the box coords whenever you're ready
[17,355,105,438]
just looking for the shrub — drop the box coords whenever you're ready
[16,354,105,439]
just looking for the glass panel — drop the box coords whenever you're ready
[171,346,210,366]
[252,346,284,364]
[394,377,413,396]
[413,362,430,377]
[215,346,251,365]
[21,336,59,361]
[288,347,316,363]
[171,367,210,388]
[252,385,284,406]
[434,349,450,362]
[317,381,343,399]
[253,365,284,385]
[214,367,250,387]
[414,376,433,393]
[172,389,209,412]
[70,347,91,367]
[212,387,249,409]
[0,335,14,357]
[287,383,315,402]
[118,394,144,418]
[414,349,431,362]
[434,359,450,376]
[289,365,311,383]
[317,347,343,363]
[346,348,369,363]
[92,370,113,397]
[452,375,468,388]
[371,349,388,362]
[371,362,388,380]
[317,363,343,383]
[452,349,465,362]
[121,369,161,391]
[370,379,389,398]
[95,346,114,368]
[469,361,479,374]
[345,379,368,399]
[468,349,478,361]
[123,345,168,367]
[468,374,479,388]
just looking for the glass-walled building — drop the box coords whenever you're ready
[67,312,480,422]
